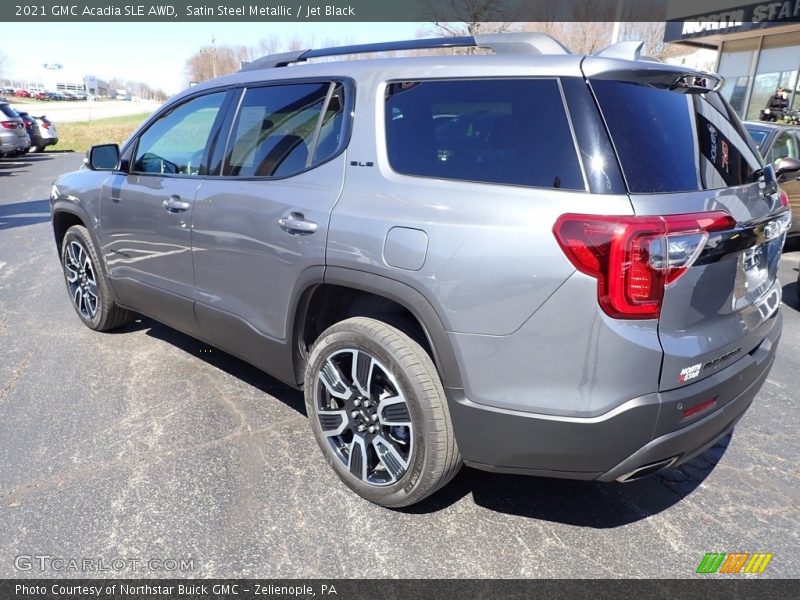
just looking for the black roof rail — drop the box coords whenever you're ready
[240,33,572,71]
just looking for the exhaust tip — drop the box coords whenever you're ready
[617,457,678,482]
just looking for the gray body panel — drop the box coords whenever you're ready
[192,155,346,341]
[49,44,785,479]
[99,173,199,307]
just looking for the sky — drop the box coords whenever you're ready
[1,22,425,95]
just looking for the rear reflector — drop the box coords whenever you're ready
[553,212,736,319]
[779,190,789,208]
[683,397,718,419]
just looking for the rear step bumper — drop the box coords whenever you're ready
[448,311,781,480]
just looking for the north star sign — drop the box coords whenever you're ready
[664,1,800,41]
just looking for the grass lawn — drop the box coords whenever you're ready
[54,113,152,152]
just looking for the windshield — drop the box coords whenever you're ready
[592,80,763,193]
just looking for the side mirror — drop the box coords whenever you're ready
[775,156,800,178]
[86,144,120,171]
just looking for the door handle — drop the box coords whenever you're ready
[278,212,317,235]
[162,195,190,213]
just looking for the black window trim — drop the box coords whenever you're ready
[381,76,589,193]
[209,76,355,182]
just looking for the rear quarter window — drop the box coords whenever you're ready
[592,80,762,193]
[384,79,585,191]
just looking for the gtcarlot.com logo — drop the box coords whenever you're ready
[14,554,195,573]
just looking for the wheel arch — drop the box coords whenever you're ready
[292,267,463,390]
[52,205,120,304]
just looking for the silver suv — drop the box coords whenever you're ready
[50,34,790,507]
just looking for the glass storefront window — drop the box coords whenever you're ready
[717,38,758,115]
[746,33,800,120]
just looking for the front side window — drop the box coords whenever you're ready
[133,92,225,176]
[224,82,342,178]
[384,79,585,191]
[767,131,799,165]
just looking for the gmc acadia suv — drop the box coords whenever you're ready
[50,34,792,507]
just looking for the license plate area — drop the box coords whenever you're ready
[733,239,778,311]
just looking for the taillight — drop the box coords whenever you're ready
[0,121,17,129]
[41,121,50,129]
[779,189,789,208]
[553,212,736,319]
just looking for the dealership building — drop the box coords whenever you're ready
[665,4,800,120]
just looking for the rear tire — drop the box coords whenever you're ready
[304,317,461,507]
[61,225,133,331]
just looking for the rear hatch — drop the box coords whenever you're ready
[0,104,27,141]
[583,59,788,392]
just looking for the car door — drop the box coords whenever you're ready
[99,90,228,333]
[191,81,349,374]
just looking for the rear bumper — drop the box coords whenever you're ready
[448,310,781,481]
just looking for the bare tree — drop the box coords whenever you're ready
[420,0,516,38]
[0,52,8,80]
[514,22,612,54]
[618,22,691,61]
[185,44,251,82]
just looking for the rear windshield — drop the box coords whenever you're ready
[0,104,19,118]
[385,79,585,191]
[592,80,762,193]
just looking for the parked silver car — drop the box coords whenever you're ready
[0,102,29,157]
[50,34,789,507]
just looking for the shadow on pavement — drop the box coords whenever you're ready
[404,433,729,526]
[0,199,51,230]
[782,280,798,311]
[135,317,306,415]
[120,316,728,527]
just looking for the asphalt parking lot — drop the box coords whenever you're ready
[1,152,798,579]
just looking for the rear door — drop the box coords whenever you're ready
[585,66,787,392]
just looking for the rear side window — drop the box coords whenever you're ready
[592,80,762,193]
[224,82,344,178]
[384,79,585,191]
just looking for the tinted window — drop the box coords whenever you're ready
[134,92,225,175]
[767,131,799,164]
[384,79,585,190]
[225,82,340,178]
[744,125,771,153]
[592,80,762,193]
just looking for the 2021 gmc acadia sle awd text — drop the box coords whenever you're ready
[50,34,793,507]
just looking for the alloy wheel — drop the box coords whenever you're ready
[315,349,414,486]
[64,240,99,319]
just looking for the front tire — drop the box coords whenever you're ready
[304,317,461,508]
[61,225,133,331]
